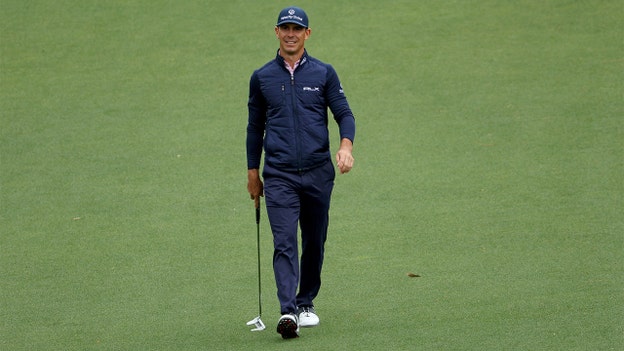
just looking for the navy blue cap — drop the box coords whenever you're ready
[276,6,308,28]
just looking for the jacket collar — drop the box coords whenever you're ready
[275,49,309,68]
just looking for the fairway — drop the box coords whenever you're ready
[1,1,622,350]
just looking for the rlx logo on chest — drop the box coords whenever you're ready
[303,86,320,92]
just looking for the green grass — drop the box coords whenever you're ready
[1,0,622,350]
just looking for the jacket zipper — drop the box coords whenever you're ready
[290,72,303,172]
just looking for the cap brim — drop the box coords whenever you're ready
[276,20,307,27]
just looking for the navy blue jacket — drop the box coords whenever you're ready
[247,50,356,172]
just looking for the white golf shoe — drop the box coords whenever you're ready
[277,313,299,339]
[297,306,320,327]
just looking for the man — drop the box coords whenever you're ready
[246,6,356,339]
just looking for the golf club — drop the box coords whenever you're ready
[247,198,266,331]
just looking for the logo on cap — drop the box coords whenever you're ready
[277,6,308,27]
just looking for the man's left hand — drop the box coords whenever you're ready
[336,138,354,174]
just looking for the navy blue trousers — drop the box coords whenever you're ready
[263,160,335,314]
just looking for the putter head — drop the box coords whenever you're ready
[246,316,266,331]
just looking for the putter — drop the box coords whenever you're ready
[247,198,266,331]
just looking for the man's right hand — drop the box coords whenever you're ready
[247,169,264,208]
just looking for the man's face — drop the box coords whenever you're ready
[275,23,311,56]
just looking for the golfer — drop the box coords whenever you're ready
[246,6,356,339]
